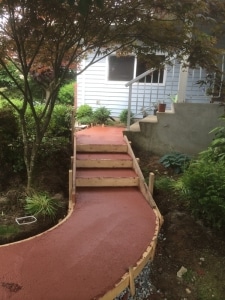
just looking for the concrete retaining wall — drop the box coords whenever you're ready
[124,103,225,156]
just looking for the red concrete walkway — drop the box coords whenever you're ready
[0,127,159,300]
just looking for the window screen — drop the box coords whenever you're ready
[108,56,135,81]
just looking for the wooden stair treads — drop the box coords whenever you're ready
[76,168,138,187]
[76,144,128,153]
[76,153,133,168]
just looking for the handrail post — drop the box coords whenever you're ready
[127,85,132,130]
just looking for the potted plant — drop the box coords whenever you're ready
[158,101,166,112]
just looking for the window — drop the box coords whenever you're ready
[108,55,135,81]
[136,60,164,83]
[108,55,164,83]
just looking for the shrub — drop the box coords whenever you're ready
[24,192,62,220]
[119,109,134,125]
[93,106,111,124]
[159,152,191,174]
[0,101,72,183]
[76,104,93,124]
[154,176,174,191]
[0,107,24,176]
[177,160,225,229]
[47,104,72,138]
[200,116,225,162]
[57,82,74,105]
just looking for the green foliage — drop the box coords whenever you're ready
[200,116,225,162]
[119,109,134,125]
[47,104,72,138]
[76,104,93,124]
[25,192,62,220]
[0,106,24,175]
[0,102,72,179]
[177,160,225,229]
[93,106,111,124]
[0,225,20,236]
[0,63,24,99]
[174,119,225,229]
[159,152,191,174]
[0,0,224,190]
[57,82,75,105]
[154,176,174,191]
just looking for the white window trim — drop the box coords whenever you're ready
[106,54,166,86]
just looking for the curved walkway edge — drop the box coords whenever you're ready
[0,126,163,300]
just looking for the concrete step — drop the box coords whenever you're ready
[76,168,139,187]
[129,115,158,132]
[76,153,133,168]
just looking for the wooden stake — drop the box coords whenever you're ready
[69,170,72,201]
[129,267,135,296]
[149,172,155,195]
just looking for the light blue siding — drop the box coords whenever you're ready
[77,54,214,118]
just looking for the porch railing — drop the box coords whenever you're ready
[125,69,156,130]
[124,55,225,130]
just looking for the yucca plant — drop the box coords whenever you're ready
[24,193,62,220]
[93,106,111,124]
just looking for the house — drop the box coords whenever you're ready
[76,52,224,119]
[76,52,225,156]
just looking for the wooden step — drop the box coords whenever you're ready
[76,168,139,187]
[76,153,133,168]
[76,144,128,153]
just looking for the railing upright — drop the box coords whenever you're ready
[127,85,132,130]
[125,69,155,130]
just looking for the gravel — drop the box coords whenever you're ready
[114,261,156,300]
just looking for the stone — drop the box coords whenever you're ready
[177,266,187,278]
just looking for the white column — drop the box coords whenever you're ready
[177,57,189,103]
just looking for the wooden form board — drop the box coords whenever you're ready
[68,133,164,299]
[76,177,139,187]
[76,144,128,153]
[76,159,133,168]
[99,209,161,300]
[124,135,158,209]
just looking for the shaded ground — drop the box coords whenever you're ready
[135,150,225,300]
[0,148,70,245]
[0,191,68,245]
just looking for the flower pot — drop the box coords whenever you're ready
[158,103,166,112]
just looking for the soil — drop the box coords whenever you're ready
[134,150,225,300]
[0,148,70,245]
[0,191,68,245]
[1,147,225,300]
